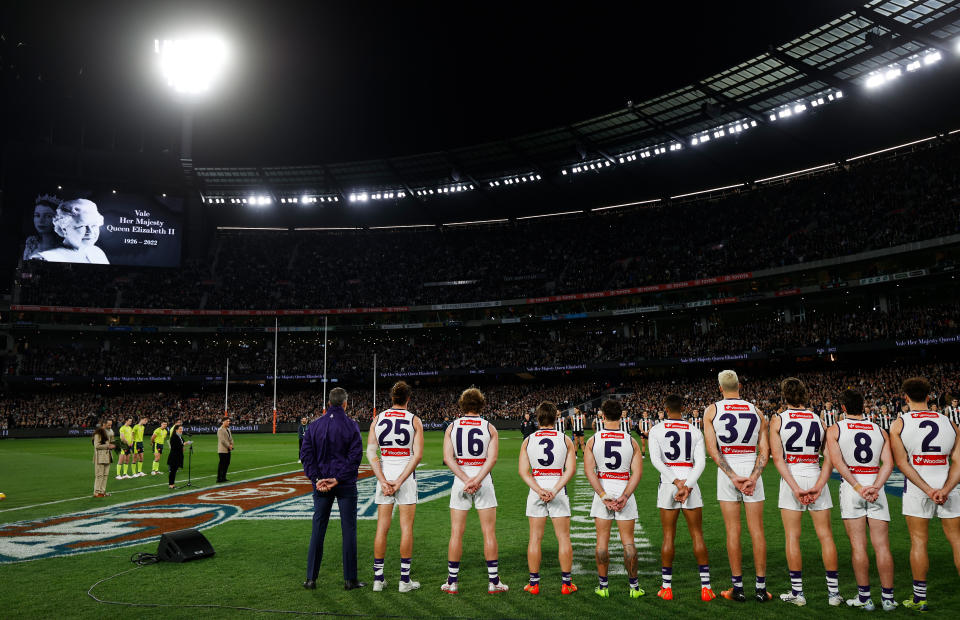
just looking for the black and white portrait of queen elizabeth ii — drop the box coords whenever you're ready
[22,194,62,261]
[30,199,110,264]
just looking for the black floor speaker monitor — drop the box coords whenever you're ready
[157,528,215,562]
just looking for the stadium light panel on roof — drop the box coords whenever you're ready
[924,51,941,65]
[865,73,885,88]
[907,59,922,72]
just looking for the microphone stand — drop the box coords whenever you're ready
[179,433,195,489]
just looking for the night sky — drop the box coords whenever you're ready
[2,0,864,166]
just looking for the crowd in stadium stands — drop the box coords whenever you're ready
[2,362,956,430]
[15,139,960,310]
[12,302,960,377]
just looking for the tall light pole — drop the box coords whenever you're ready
[154,35,229,261]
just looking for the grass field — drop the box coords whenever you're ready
[1,430,958,618]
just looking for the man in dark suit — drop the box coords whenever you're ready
[301,388,364,590]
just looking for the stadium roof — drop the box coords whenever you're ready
[195,0,960,199]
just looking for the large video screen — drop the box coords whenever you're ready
[23,190,182,267]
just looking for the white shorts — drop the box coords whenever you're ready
[716,460,765,503]
[526,487,572,518]
[375,475,418,505]
[449,474,497,511]
[590,493,639,521]
[657,481,703,510]
[838,481,889,521]
[902,484,960,519]
[778,474,833,512]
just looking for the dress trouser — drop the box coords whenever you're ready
[168,465,180,486]
[217,452,231,481]
[94,463,110,495]
[306,484,358,581]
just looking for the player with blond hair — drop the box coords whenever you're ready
[703,369,772,602]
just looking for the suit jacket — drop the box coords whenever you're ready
[93,434,113,464]
[217,426,233,453]
[167,432,185,469]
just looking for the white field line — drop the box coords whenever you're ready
[569,464,659,578]
[0,460,302,515]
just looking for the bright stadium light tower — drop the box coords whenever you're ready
[155,35,229,96]
[154,35,230,165]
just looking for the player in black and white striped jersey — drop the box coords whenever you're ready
[877,405,894,431]
[567,407,587,457]
[638,414,653,457]
[821,402,839,428]
[945,396,960,428]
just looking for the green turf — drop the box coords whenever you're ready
[1,430,958,618]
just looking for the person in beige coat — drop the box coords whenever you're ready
[92,423,116,497]
[216,418,234,483]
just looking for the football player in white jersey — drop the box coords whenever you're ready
[583,399,645,599]
[889,377,960,612]
[825,389,897,611]
[703,370,772,602]
[770,377,842,607]
[649,394,715,602]
[442,388,507,594]
[519,401,578,596]
[366,381,424,593]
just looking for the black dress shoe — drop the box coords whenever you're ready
[302,580,316,590]
[344,580,367,590]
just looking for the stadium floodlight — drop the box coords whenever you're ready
[155,36,229,95]
[865,73,885,88]
[924,51,941,65]
[885,67,902,81]
[907,59,922,72]
[562,169,568,175]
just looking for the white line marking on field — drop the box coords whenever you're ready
[569,464,658,578]
[0,461,301,514]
